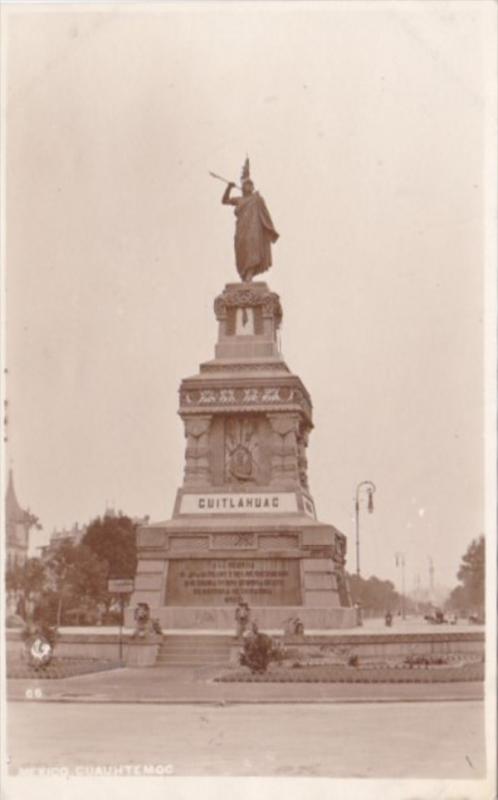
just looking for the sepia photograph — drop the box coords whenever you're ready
[1,2,496,799]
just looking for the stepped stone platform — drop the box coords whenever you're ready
[149,628,485,668]
[6,625,484,670]
[126,282,355,631]
[156,634,232,667]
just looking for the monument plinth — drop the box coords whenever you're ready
[128,281,355,629]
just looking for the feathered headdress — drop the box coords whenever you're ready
[240,157,251,184]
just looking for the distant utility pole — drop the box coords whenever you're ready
[395,552,406,619]
[414,573,421,614]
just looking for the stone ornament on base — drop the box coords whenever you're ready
[127,280,355,631]
[131,602,162,639]
[126,602,162,667]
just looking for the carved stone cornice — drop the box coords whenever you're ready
[200,362,289,374]
[180,377,311,411]
[179,383,312,422]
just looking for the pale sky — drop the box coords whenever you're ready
[3,1,494,594]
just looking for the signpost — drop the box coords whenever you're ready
[107,579,134,662]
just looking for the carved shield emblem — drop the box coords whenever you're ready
[225,418,258,483]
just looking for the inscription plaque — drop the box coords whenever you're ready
[166,558,301,606]
[179,492,299,514]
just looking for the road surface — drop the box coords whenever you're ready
[7,699,485,778]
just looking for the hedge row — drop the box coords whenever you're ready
[216,663,484,683]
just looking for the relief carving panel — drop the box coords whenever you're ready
[169,536,210,552]
[258,534,299,550]
[211,533,256,549]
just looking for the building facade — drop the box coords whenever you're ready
[5,470,39,569]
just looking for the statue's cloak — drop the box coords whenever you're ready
[234,192,279,281]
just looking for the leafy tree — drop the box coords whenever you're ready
[46,541,108,625]
[6,557,47,597]
[445,584,467,613]
[6,557,49,618]
[82,514,137,580]
[446,535,485,612]
[348,573,414,615]
[457,536,485,606]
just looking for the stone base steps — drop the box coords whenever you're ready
[156,635,233,666]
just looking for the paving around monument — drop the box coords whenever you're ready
[6,160,486,779]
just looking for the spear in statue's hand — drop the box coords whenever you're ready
[209,171,240,189]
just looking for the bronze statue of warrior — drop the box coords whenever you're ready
[220,159,279,283]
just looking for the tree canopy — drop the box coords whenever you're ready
[46,541,108,624]
[348,573,412,614]
[82,514,138,580]
[6,557,48,600]
[446,535,485,612]
[6,511,141,626]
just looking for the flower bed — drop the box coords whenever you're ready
[216,661,484,683]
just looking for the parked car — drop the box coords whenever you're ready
[424,608,447,624]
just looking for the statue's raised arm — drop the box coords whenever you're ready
[222,181,238,206]
[220,159,279,283]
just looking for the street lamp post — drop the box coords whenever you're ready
[395,552,406,620]
[354,480,376,578]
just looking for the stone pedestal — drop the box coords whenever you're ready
[127,282,355,630]
[125,638,161,667]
